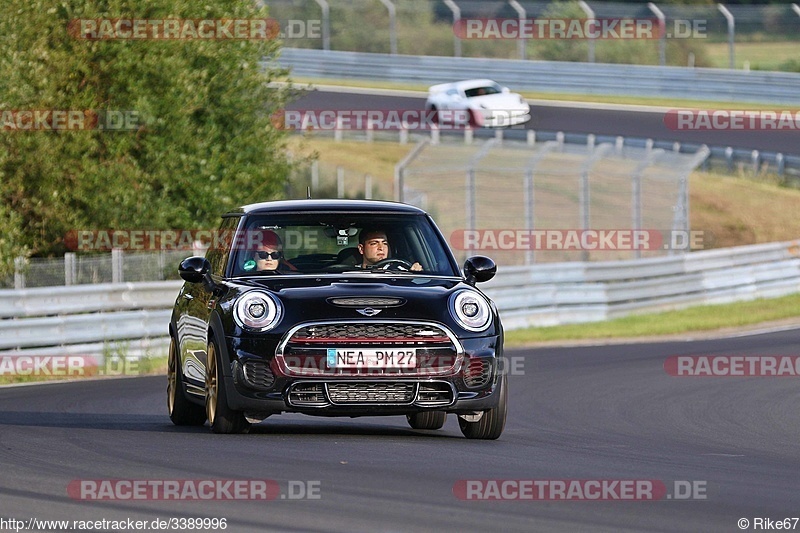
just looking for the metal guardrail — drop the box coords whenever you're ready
[0,241,799,358]
[277,48,800,105]
[483,240,800,329]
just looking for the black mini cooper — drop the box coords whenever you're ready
[168,199,506,439]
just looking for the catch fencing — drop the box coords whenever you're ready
[395,135,708,264]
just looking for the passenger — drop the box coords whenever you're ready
[251,231,295,272]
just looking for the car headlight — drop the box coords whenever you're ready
[450,290,492,332]
[233,291,282,331]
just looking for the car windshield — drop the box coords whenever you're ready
[228,213,459,277]
[464,83,502,98]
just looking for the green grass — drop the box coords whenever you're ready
[506,292,800,345]
[0,355,168,386]
[704,41,800,72]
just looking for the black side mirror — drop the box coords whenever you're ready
[179,256,211,284]
[463,256,496,285]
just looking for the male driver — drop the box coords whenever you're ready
[357,228,422,271]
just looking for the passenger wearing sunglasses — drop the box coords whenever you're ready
[253,231,295,272]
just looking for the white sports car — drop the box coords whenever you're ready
[425,79,531,128]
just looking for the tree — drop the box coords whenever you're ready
[0,0,295,274]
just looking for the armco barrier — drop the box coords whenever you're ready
[0,240,798,359]
[277,49,800,105]
[483,240,800,329]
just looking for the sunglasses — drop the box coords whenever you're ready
[255,250,283,260]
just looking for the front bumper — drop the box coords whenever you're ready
[222,333,503,417]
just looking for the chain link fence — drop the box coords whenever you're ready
[6,250,190,289]
[266,0,800,69]
[397,135,707,264]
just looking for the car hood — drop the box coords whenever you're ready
[469,93,528,109]
[222,275,497,337]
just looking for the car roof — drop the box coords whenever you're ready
[429,79,499,93]
[227,199,429,217]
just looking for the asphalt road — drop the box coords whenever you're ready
[2,328,799,532]
[287,90,800,156]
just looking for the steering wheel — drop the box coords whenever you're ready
[372,258,413,271]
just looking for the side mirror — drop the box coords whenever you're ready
[179,256,211,284]
[502,86,510,94]
[463,256,496,285]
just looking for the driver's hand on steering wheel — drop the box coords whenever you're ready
[410,262,422,271]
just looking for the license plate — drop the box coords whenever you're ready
[327,348,416,369]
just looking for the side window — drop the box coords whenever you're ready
[206,216,239,277]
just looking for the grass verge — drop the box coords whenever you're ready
[0,355,168,386]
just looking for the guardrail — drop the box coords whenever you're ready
[277,48,800,105]
[0,241,799,359]
[484,240,800,329]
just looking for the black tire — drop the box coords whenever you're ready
[205,338,250,434]
[429,105,440,124]
[459,374,507,440]
[406,411,447,430]
[167,336,207,426]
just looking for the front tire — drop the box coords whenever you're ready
[407,411,446,430]
[459,374,507,440]
[205,338,250,434]
[167,336,206,426]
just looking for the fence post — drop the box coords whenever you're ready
[631,149,664,259]
[578,1,596,63]
[64,252,76,285]
[311,160,320,192]
[364,174,373,199]
[337,167,345,197]
[14,256,26,289]
[313,0,330,51]
[579,143,613,261]
[647,3,666,66]
[523,141,558,265]
[378,0,398,55]
[112,248,124,283]
[508,0,527,60]
[443,0,461,57]
[394,139,429,202]
[718,4,735,69]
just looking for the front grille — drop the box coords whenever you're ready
[291,323,450,343]
[464,357,493,388]
[242,360,275,389]
[327,382,415,404]
[278,321,462,377]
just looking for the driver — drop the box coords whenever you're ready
[358,228,422,271]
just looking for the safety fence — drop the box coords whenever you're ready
[276,48,800,104]
[0,240,798,360]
